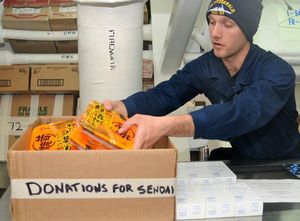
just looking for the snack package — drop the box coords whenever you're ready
[30,120,77,151]
[70,126,114,150]
[78,101,136,150]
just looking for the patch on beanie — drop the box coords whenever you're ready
[208,0,236,16]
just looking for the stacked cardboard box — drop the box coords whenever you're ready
[0,65,31,188]
[176,161,263,220]
[0,64,79,163]
[30,63,79,94]
[176,182,263,220]
[49,0,77,53]
[1,0,78,53]
[1,0,151,54]
[142,59,154,91]
[2,0,57,53]
[0,65,30,94]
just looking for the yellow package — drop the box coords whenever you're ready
[70,126,114,150]
[30,120,77,151]
[78,101,136,150]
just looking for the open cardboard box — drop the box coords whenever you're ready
[8,116,177,221]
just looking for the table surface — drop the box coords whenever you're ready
[1,158,300,221]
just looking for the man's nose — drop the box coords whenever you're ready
[211,25,222,38]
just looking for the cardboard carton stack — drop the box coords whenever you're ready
[49,0,77,53]
[142,58,154,91]
[1,0,150,54]
[2,0,57,53]
[1,0,78,53]
[0,64,79,164]
[176,161,263,220]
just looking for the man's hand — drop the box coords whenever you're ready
[103,99,128,118]
[118,114,195,149]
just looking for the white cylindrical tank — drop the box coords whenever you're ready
[77,0,145,112]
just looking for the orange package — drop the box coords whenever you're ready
[30,120,77,151]
[78,101,136,150]
[70,126,114,150]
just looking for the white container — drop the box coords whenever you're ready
[77,0,145,112]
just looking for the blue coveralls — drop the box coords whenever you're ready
[123,44,300,160]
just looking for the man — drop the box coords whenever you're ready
[104,0,300,160]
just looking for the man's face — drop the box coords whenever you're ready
[208,14,249,59]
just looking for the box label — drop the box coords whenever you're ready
[0,117,36,135]
[11,178,176,199]
[59,6,77,13]
[0,80,11,87]
[12,7,42,14]
[37,79,64,87]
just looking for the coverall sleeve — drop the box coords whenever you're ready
[123,60,204,117]
[190,57,296,140]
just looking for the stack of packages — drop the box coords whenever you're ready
[176,161,263,220]
[30,100,136,151]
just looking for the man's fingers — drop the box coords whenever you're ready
[102,99,113,110]
[118,118,134,134]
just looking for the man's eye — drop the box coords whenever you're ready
[224,23,234,28]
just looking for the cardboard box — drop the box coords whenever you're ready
[0,94,76,162]
[143,3,149,24]
[4,0,49,7]
[50,0,74,6]
[8,116,177,221]
[143,59,154,82]
[143,81,154,91]
[176,184,235,219]
[7,39,57,53]
[2,7,51,30]
[0,162,10,188]
[0,65,30,94]
[224,182,263,217]
[177,161,237,186]
[49,6,78,53]
[1,7,56,53]
[30,64,79,94]
[54,40,78,53]
[49,6,77,30]
[176,188,206,220]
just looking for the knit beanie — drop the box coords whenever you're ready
[206,0,263,42]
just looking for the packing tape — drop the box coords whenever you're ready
[11,178,176,199]
[53,95,64,116]
[0,95,12,161]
